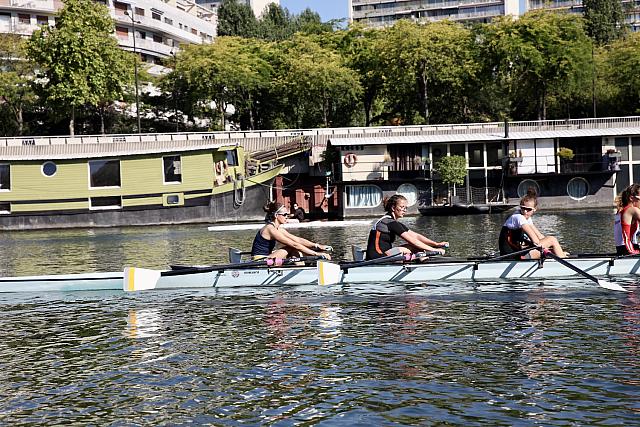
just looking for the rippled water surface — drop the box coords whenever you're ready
[1,210,639,425]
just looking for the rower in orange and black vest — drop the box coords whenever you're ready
[614,184,640,256]
[498,188,568,260]
[365,194,448,260]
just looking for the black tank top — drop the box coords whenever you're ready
[251,224,276,256]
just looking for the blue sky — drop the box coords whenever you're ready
[280,0,349,23]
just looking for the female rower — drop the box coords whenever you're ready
[498,189,568,259]
[613,184,640,255]
[251,202,331,260]
[365,194,448,260]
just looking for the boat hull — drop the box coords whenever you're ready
[1,256,638,293]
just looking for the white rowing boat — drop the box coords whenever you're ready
[207,219,372,232]
[0,254,635,293]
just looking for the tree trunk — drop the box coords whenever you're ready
[14,105,23,135]
[248,94,255,130]
[69,105,75,136]
[99,106,105,135]
[419,65,429,125]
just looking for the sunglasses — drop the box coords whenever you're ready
[520,206,535,212]
[276,212,288,216]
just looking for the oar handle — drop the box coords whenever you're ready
[165,255,324,276]
[476,246,542,263]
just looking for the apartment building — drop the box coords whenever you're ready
[195,0,278,17]
[350,0,640,30]
[0,0,217,65]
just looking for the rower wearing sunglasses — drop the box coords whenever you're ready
[498,189,568,259]
[366,194,448,260]
[613,184,640,255]
[251,202,332,261]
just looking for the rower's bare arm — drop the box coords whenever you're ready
[521,224,541,245]
[271,228,319,256]
[401,231,445,254]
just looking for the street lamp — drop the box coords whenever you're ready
[125,10,141,133]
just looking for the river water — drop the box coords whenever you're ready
[0,209,639,425]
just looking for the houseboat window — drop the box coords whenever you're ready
[90,196,122,210]
[163,155,182,183]
[431,144,447,161]
[166,194,180,205]
[615,137,629,161]
[346,185,382,208]
[616,165,630,194]
[486,144,504,167]
[396,183,417,206]
[42,161,57,177]
[0,164,9,190]
[517,179,540,198]
[567,177,589,200]
[225,150,238,167]
[0,202,9,214]
[632,137,640,161]
[468,143,484,167]
[89,160,121,188]
[450,144,465,157]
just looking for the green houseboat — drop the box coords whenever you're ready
[0,133,282,230]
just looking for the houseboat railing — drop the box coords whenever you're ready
[3,116,640,148]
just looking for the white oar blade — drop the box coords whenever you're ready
[123,267,161,292]
[317,261,342,286]
[598,280,630,292]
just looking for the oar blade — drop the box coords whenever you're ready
[597,280,630,292]
[317,261,342,286]
[124,267,161,292]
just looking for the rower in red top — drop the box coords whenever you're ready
[614,184,640,256]
[498,188,568,259]
[365,194,448,260]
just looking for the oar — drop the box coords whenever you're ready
[124,256,324,292]
[317,251,442,286]
[469,246,542,262]
[542,249,629,292]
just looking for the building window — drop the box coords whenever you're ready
[567,177,589,200]
[135,7,145,16]
[0,164,10,190]
[163,155,182,183]
[164,17,173,25]
[153,34,162,43]
[115,26,128,38]
[36,15,48,25]
[89,160,121,188]
[90,196,122,210]
[397,183,418,206]
[468,143,484,167]
[346,185,382,208]
[42,161,57,177]
[517,179,540,198]
[18,14,30,24]
[152,11,161,20]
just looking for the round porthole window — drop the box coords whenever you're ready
[42,161,57,177]
[567,177,589,200]
[517,179,540,198]
[397,183,418,206]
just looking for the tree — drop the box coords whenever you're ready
[0,34,37,135]
[27,0,132,135]
[477,11,592,120]
[378,20,477,125]
[274,34,361,128]
[600,33,640,115]
[583,0,625,45]
[173,37,271,130]
[258,3,294,41]
[434,155,467,201]
[217,0,258,38]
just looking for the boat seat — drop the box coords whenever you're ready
[229,247,251,263]
[352,245,366,262]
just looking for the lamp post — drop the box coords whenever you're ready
[125,10,141,133]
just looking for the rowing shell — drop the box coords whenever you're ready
[0,255,637,293]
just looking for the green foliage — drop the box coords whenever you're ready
[434,155,467,186]
[26,0,132,135]
[583,0,625,45]
[0,34,37,135]
[556,147,575,160]
[599,33,640,115]
[217,0,258,38]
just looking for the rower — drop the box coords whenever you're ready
[614,184,640,255]
[498,188,568,259]
[365,194,448,260]
[251,202,332,261]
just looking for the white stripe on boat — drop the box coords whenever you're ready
[207,220,372,232]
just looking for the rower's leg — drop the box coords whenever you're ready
[540,236,568,258]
